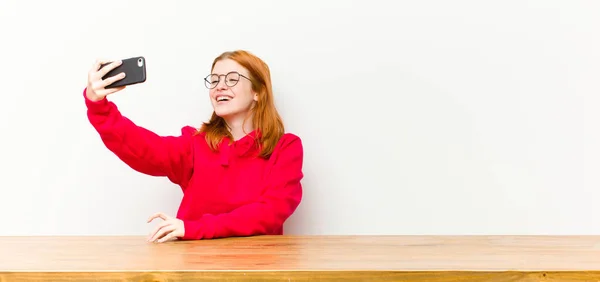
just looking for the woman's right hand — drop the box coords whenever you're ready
[86,59,127,102]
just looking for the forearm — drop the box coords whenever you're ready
[182,186,302,240]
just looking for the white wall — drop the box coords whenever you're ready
[0,0,597,236]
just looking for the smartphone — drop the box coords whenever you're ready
[100,56,147,88]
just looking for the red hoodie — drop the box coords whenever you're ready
[83,89,303,240]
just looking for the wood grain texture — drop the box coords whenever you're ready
[1,235,600,281]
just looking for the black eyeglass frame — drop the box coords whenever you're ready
[204,71,252,89]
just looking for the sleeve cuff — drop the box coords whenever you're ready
[182,219,201,240]
[83,87,111,114]
[182,217,214,240]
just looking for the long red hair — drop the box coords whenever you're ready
[198,50,285,159]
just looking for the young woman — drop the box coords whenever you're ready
[83,50,303,243]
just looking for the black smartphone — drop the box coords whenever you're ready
[100,56,147,88]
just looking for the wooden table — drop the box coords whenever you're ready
[1,235,600,281]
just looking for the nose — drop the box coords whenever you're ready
[215,77,228,90]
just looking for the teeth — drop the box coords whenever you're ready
[217,96,230,102]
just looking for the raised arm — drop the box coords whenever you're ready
[83,59,195,188]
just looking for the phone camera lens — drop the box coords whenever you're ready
[137,58,144,67]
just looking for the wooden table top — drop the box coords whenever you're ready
[2,235,600,281]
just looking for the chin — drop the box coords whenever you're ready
[212,103,248,119]
[214,108,235,118]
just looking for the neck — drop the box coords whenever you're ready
[225,115,254,141]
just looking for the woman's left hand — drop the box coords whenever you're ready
[147,212,185,243]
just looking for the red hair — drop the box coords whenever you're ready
[198,50,285,159]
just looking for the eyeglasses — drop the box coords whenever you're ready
[204,71,251,89]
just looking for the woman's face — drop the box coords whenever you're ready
[207,59,257,119]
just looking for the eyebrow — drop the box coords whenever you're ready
[210,71,240,74]
[210,71,251,79]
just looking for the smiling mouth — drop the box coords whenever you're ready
[216,96,232,102]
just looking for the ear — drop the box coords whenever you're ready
[253,92,258,102]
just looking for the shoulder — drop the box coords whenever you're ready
[276,133,302,151]
[179,126,207,143]
[180,125,200,137]
[174,126,205,147]
[270,133,303,163]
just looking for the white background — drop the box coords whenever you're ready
[0,0,597,236]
